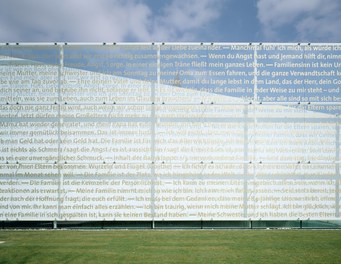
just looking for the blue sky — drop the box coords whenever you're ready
[1,0,341,43]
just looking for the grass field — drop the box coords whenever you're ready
[0,230,341,263]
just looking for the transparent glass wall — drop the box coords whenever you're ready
[0,43,340,222]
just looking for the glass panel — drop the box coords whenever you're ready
[62,45,155,104]
[0,45,59,104]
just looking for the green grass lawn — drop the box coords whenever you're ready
[0,230,341,264]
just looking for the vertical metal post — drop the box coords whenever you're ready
[150,44,159,229]
[251,46,259,219]
[243,105,248,218]
[57,45,63,220]
[253,47,258,164]
[253,48,258,102]
[336,122,340,218]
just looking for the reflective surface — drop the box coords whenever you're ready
[0,43,340,221]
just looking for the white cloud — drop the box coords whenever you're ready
[0,0,224,42]
[0,0,151,42]
[257,0,341,41]
[152,0,223,41]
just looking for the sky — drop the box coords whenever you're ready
[0,0,341,43]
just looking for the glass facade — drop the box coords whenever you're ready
[0,43,340,226]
